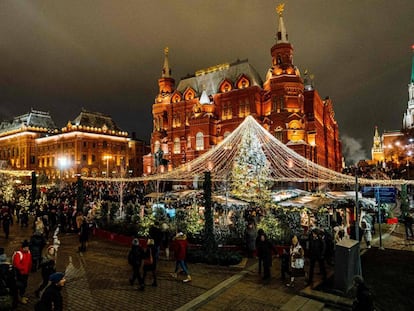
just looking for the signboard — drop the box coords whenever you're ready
[361,187,396,203]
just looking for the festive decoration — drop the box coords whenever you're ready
[230,125,272,204]
[82,116,411,185]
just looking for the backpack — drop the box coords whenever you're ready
[11,251,23,265]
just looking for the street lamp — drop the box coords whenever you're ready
[103,155,112,177]
[57,156,69,179]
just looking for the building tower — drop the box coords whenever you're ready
[402,45,414,129]
[371,126,384,163]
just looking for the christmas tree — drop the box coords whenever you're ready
[230,127,273,204]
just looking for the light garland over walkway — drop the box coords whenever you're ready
[81,116,413,186]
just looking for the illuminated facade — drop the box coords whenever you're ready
[144,6,342,175]
[371,45,414,168]
[0,109,147,179]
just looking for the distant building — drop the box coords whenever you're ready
[144,6,342,175]
[371,45,414,168]
[0,109,148,179]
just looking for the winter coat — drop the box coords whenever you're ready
[172,235,188,261]
[79,221,89,242]
[12,249,32,275]
[308,235,326,260]
[36,284,63,311]
[30,234,46,260]
[245,227,257,251]
[128,245,144,267]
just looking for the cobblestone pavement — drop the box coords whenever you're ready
[1,222,240,310]
[2,214,410,311]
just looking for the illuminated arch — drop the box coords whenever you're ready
[219,79,233,93]
[236,75,250,89]
[171,92,182,103]
[183,87,196,101]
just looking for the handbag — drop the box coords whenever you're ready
[143,249,153,266]
[294,257,304,269]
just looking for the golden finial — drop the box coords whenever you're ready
[276,3,285,16]
[164,47,169,56]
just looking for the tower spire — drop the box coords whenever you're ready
[162,47,171,78]
[276,3,288,43]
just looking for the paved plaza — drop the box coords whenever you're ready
[1,216,412,311]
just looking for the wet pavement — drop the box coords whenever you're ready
[1,213,411,311]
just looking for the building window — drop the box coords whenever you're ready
[238,99,250,117]
[92,155,96,163]
[222,102,232,120]
[103,141,107,149]
[82,154,87,162]
[173,137,181,154]
[196,132,204,151]
[83,142,87,147]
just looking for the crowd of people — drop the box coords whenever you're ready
[0,205,65,311]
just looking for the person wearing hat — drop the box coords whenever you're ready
[12,240,32,305]
[0,248,18,310]
[127,238,144,290]
[35,272,65,311]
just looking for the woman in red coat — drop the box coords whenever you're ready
[170,232,191,283]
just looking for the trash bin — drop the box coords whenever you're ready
[334,238,360,293]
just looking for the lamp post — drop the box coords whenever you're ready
[103,155,112,177]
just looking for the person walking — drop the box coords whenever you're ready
[286,235,305,287]
[35,272,66,311]
[403,212,413,239]
[244,222,257,258]
[171,232,191,283]
[255,228,265,275]
[12,240,32,305]
[307,229,327,286]
[35,246,57,298]
[2,210,12,240]
[128,238,145,291]
[361,220,372,249]
[142,239,157,287]
[78,218,89,252]
[0,249,17,310]
[29,231,47,272]
[257,231,273,283]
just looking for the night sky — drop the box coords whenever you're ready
[0,0,413,164]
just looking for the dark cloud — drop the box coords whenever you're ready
[0,0,413,158]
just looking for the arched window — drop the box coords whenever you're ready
[196,132,204,151]
[173,137,180,154]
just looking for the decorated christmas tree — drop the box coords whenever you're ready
[230,127,273,205]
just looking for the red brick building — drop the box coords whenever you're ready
[144,7,342,175]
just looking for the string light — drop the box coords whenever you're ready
[9,116,414,186]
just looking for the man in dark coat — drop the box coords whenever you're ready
[35,272,65,311]
[128,239,144,290]
[2,210,12,239]
[78,218,89,252]
[29,232,47,272]
[0,249,18,310]
[308,229,327,285]
[256,232,273,283]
